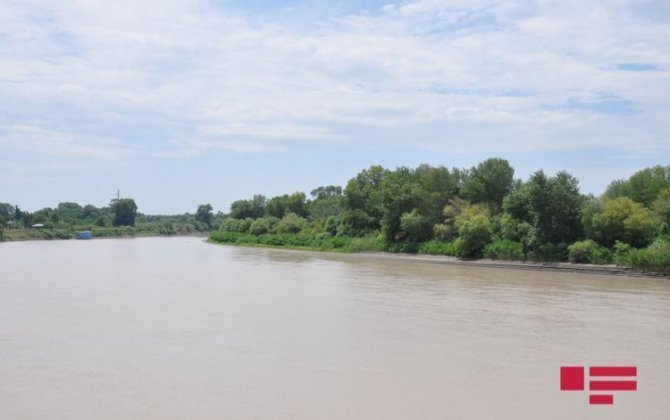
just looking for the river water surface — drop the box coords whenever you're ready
[1,237,669,419]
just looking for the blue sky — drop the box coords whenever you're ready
[1,0,669,214]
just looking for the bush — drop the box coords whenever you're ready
[567,239,611,264]
[614,239,670,274]
[273,213,307,234]
[419,240,459,256]
[483,240,525,261]
[324,216,340,237]
[220,218,253,233]
[399,210,433,243]
[249,217,279,236]
[527,242,568,262]
[208,230,384,253]
[457,214,492,257]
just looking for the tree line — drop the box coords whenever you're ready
[213,158,670,273]
[0,198,218,239]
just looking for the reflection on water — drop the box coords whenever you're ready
[1,237,669,420]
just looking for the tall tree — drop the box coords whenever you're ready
[230,195,266,219]
[111,198,138,227]
[461,158,515,212]
[196,204,214,228]
[605,165,670,206]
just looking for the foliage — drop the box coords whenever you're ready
[338,209,377,236]
[6,160,670,274]
[605,165,670,206]
[613,239,670,274]
[399,209,433,243]
[343,165,388,230]
[209,231,384,253]
[230,195,266,219]
[567,240,611,264]
[273,213,307,234]
[248,217,279,235]
[527,242,568,262]
[583,197,656,247]
[418,240,459,256]
[483,240,525,261]
[111,198,138,227]
[220,217,252,233]
[310,185,343,199]
[652,187,670,225]
[266,193,307,218]
[461,158,515,212]
[195,204,213,228]
[456,214,492,257]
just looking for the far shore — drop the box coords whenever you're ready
[0,230,209,242]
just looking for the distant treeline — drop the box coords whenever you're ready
[211,159,670,274]
[0,199,220,240]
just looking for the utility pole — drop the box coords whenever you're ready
[117,189,120,200]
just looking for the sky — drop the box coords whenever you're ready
[1,0,669,214]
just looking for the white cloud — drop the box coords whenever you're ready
[0,0,668,158]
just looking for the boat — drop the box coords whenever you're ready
[74,231,93,239]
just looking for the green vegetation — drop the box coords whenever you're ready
[209,159,670,274]
[209,231,385,253]
[0,199,221,241]
[4,159,670,275]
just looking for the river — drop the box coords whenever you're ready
[1,237,668,419]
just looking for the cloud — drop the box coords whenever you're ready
[0,0,668,160]
[0,124,134,159]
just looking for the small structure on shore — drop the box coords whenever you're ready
[75,231,93,240]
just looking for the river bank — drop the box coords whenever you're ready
[207,238,669,279]
[0,228,209,242]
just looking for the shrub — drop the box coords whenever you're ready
[249,217,279,236]
[456,214,492,257]
[567,239,611,264]
[419,240,459,256]
[615,239,670,274]
[220,218,252,233]
[527,242,568,262]
[324,216,340,237]
[399,210,433,243]
[483,240,525,261]
[273,213,307,234]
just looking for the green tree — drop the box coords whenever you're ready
[583,197,656,247]
[653,187,670,225]
[526,170,583,245]
[310,185,342,200]
[82,205,100,220]
[380,167,430,243]
[399,209,433,243]
[111,198,138,227]
[273,213,307,234]
[457,214,492,257]
[0,203,13,227]
[56,202,84,224]
[461,158,515,212]
[343,165,388,232]
[605,165,670,206]
[266,193,307,218]
[230,195,266,219]
[196,204,213,228]
[308,186,344,222]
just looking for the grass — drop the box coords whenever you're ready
[208,231,385,253]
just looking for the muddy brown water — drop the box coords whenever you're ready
[1,237,668,419]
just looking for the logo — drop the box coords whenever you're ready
[560,366,637,405]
